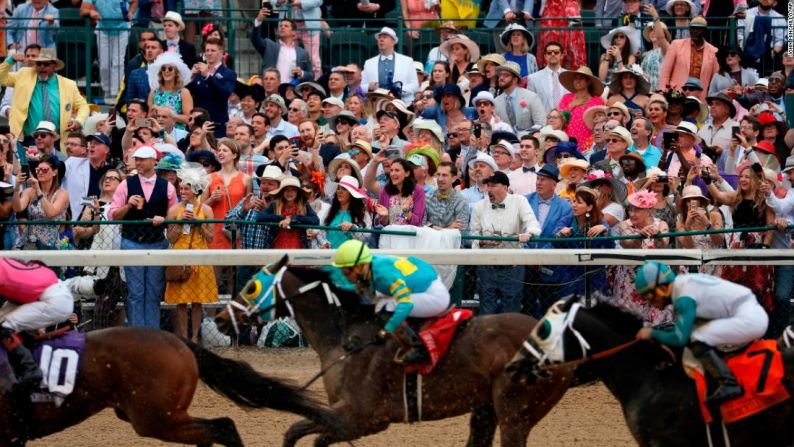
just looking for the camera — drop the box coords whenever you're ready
[657,175,668,183]
[80,196,94,207]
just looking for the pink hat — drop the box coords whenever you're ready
[627,190,658,209]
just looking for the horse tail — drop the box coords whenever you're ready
[185,341,338,429]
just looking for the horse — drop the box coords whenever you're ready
[214,256,574,447]
[1,327,341,447]
[507,299,794,446]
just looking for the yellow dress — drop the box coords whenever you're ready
[164,205,219,304]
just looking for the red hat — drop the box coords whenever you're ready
[757,111,786,134]
[753,140,777,155]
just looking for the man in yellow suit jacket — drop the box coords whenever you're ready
[0,48,89,151]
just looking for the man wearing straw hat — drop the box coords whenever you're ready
[0,48,89,150]
[658,16,718,100]
[494,61,546,132]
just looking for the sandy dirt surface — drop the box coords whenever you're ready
[30,348,635,446]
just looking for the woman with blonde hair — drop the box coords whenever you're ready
[147,52,194,128]
[258,176,320,249]
[439,35,479,84]
[500,23,538,78]
[164,164,216,343]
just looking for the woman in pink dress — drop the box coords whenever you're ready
[557,66,605,150]
[536,0,587,69]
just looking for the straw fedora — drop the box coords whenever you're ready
[680,184,709,205]
[559,158,590,179]
[476,53,506,75]
[559,66,605,97]
[440,34,481,62]
[32,49,65,71]
[495,61,522,79]
[163,11,185,30]
[607,102,632,124]
[674,121,702,144]
[270,176,305,196]
[327,154,362,183]
[705,92,737,119]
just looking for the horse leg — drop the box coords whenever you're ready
[130,413,243,447]
[465,404,497,447]
[284,419,325,447]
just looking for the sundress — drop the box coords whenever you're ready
[536,0,587,70]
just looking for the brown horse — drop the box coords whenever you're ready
[215,256,574,447]
[0,327,340,446]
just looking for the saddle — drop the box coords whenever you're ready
[401,307,473,375]
[683,340,790,424]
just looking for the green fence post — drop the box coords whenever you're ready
[85,20,93,104]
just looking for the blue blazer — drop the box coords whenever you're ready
[187,65,237,135]
[524,193,572,249]
[7,3,59,49]
[251,24,314,81]
[484,0,531,28]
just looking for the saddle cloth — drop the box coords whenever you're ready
[0,330,85,406]
[684,339,790,424]
[405,308,473,375]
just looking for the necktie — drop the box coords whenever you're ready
[551,71,561,108]
[506,94,517,127]
[522,166,535,173]
[40,79,52,122]
[28,8,40,46]
[491,203,505,209]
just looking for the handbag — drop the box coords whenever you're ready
[165,215,196,283]
[221,181,235,242]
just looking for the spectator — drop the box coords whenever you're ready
[6,0,59,51]
[739,0,786,75]
[628,117,662,168]
[361,27,419,103]
[536,0,587,70]
[439,34,479,85]
[640,19,671,92]
[80,0,134,100]
[126,39,164,107]
[544,108,570,132]
[325,71,348,102]
[524,164,572,316]
[186,37,236,138]
[614,0,655,37]
[13,154,69,249]
[635,167,678,232]
[251,14,313,83]
[164,164,216,343]
[483,0,531,28]
[261,68,281,98]
[581,169,628,227]
[698,92,739,160]
[595,0,624,29]
[288,98,309,126]
[235,83,266,125]
[675,184,724,269]
[559,66,606,150]
[526,41,569,113]
[706,161,775,313]
[0,49,88,148]
[426,161,468,230]
[326,152,363,199]
[73,168,124,253]
[582,116,608,161]
[500,23,538,79]
[612,190,671,325]
[554,186,612,300]
[200,24,234,69]
[110,145,178,328]
[0,44,40,120]
[471,171,540,314]
[720,115,760,174]
[324,175,373,249]
[607,66,650,113]
[762,157,794,336]
[372,110,408,153]
[257,176,320,249]
[646,94,672,149]
[665,122,714,177]
[558,157,589,201]
[156,106,188,143]
[598,26,640,84]
[494,62,546,132]
[203,137,252,250]
[708,45,759,97]
[62,132,112,219]
[738,73,787,123]
[371,157,425,226]
[662,0,695,40]
[261,94,297,140]
[424,21,457,73]
[507,135,541,195]
[147,52,194,128]
[162,12,198,67]
[27,121,64,163]
[658,17,719,100]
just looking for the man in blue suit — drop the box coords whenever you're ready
[524,164,572,317]
[251,11,314,83]
[484,0,533,28]
[187,38,236,138]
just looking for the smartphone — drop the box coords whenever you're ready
[731,126,740,138]
[289,136,302,148]
[473,123,482,139]
[657,175,668,183]
[662,132,677,150]
[21,164,30,177]
[134,118,150,128]
[689,200,698,211]
[384,146,400,159]
[80,196,93,206]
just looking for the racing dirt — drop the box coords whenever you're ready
[30,348,635,446]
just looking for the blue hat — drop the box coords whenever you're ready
[187,150,221,171]
[434,84,465,106]
[635,262,676,296]
[156,153,183,172]
[544,141,584,165]
[86,132,111,147]
[682,77,703,91]
[536,164,560,182]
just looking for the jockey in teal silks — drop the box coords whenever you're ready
[332,239,450,364]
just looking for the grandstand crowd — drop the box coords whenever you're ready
[0,0,792,341]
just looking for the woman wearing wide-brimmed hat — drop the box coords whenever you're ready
[257,176,320,249]
[324,175,374,249]
[439,34,479,84]
[598,26,640,84]
[663,0,696,40]
[675,185,724,275]
[708,45,759,97]
[535,0,587,70]
[500,23,538,78]
[477,53,506,96]
[580,169,627,227]
[147,52,194,128]
[558,66,606,149]
[606,65,651,113]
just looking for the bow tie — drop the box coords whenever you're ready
[538,198,552,206]
[380,55,393,61]
[140,176,157,184]
[522,166,535,173]
[437,193,451,201]
[491,203,505,209]
[167,40,179,46]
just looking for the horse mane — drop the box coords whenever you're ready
[585,301,645,337]
[287,266,371,314]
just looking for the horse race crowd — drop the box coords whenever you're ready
[0,0,792,342]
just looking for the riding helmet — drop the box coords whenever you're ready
[635,262,676,297]
[332,240,373,268]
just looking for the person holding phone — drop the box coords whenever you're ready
[12,154,70,250]
[675,184,724,269]
[696,92,739,160]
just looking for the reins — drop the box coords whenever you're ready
[299,338,379,391]
[540,338,641,371]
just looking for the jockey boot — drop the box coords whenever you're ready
[0,326,42,389]
[396,327,429,365]
[692,342,743,404]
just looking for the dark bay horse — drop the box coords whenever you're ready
[215,256,574,447]
[1,327,340,446]
[508,300,794,446]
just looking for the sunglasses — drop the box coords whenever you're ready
[103,176,121,182]
[545,50,561,55]
[35,61,54,67]
[288,107,301,112]
[447,132,458,139]
[608,111,624,117]
[35,167,51,173]
[682,86,700,91]
[422,93,434,100]
[605,138,623,143]
[33,133,51,139]
[348,149,361,156]
[556,153,572,159]
[161,66,175,72]
[545,137,560,142]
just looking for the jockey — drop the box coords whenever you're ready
[634,262,768,404]
[0,259,74,388]
[332,240,450,364]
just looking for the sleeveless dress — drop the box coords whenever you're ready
[536,0,587,69]
[620,92,643,112]
[153,88,185,128]
[558,94,605,150]
[206,171,246,249]
[641,48,663,92]
[164,205,218,304]
[25,190,67,249]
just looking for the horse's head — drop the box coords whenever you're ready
[215,255,291,336]
[507,299,644,383]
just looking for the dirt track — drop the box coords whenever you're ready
[30,348,635,446]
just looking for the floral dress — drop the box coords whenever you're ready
[608,218,673,326]
[536,0,587,69]
[24,190,67,249]
[153,88,185,128]
[641,48,663,92]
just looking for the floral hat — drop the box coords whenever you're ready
[627,190,658,209]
